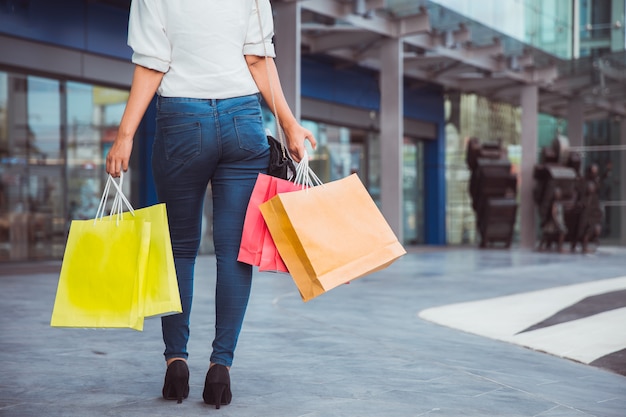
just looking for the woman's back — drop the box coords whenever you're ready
[129,0,274,99]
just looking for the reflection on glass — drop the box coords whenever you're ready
[0,74,63,260]
[445,93,521,245]
[268,116,425,245]
[403,139,424,245]
[429,0,573,58]
[585,119,622,243]
[0,72,7,158]
[66,82,130,222]
[0,70,130,261]
[67,82,103,222]
[27,76,63,259]
[28,76,62,160]
[0,72,8,257]
[297,121,365,184]
[308,120,424,245]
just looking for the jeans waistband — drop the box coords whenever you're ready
[157,94,259,108]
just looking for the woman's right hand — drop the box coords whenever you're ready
[106,136,134,178]
[104,65,165,177]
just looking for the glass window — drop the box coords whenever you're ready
[403,139,424,244]
[262,112,367,184]
[27,76,64,259]
[584,119,623,244]
[266,115,425,246]
[0,70,130,261]
[445,93,521,245]
[66,82,130,222]
[0,72,8,257]
[0,74,63,260]
[297,121,366,184]
[428,0,573,58]
[526,0,573,58]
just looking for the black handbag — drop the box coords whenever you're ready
[267,134,296,180]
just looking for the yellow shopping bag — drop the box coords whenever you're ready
[50,217,151,330]
[260,173,406,302]
[122,204,181,318]
[51,173,181,330]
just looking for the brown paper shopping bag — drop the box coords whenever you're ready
[259,173,406,302]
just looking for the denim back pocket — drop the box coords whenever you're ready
[234,115,267,153]
[159,121,202,164]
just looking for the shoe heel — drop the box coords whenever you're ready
[212,384,226,409]
[203,364,232,408]
[162,360,189,404]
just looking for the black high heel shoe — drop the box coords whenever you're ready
[162,360,189,404]
[202,364,232,409]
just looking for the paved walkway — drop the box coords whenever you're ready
[1,247,625,417]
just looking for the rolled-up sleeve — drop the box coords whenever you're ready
[244,0,276,57]
[128,0,171,72]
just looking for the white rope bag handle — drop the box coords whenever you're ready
[255,0,287,160]
[94,172,135,225]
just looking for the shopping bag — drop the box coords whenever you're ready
[51,173,182,330]
[257,176,303,272]
[260,173,406,302]
[238,174,274,266]
[50,216,151,331]
[121,203,182,318]
[258,225,287,272]
[238,173,300,270]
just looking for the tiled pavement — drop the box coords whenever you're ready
[419,275,626,374]
[1,246,625,417]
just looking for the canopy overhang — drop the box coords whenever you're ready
[279,0,626,121]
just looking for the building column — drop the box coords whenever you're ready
[611,0,625,52]
[273,1,301,120]
[572,0,580,59]
[567,96,584,147]
[379,37,404,242]
[621,120,626,245]
[520,84,538,249]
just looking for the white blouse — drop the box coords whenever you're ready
[128,0,276,99]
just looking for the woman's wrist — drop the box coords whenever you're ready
[278,115,299,132]
[116,126,136,142]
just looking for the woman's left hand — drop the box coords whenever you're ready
[283,122,316,163]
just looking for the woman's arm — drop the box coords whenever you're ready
[106,64,165,177]
[246,55,316,162]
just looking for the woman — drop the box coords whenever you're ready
[105,0,316,408]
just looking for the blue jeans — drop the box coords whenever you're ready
[152,94,269,367]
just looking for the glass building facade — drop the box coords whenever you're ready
[431,0,574,58]
[0,0,625,261]
[0,65,436,262]
[431,0,625,246]
[255,108,426,246]
[0,70,130,261]
[444,93,522,245]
